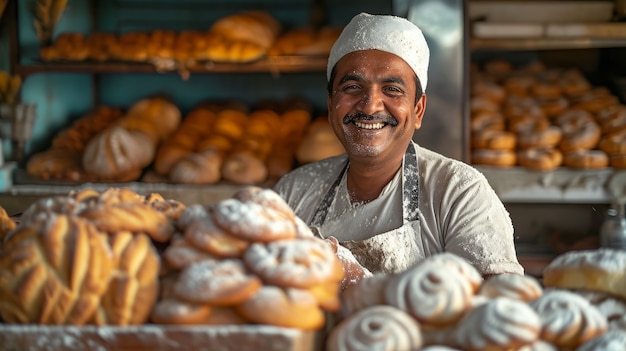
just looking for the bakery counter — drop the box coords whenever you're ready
[476,166,626,204]
[0,181,247,215]
[0,324,322,351]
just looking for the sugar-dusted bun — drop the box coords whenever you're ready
[183,206,249,258]
[173,259,262,307]
[327,305,422,351]
[543,248,626,300]
[478,273,543,302]
[576,329,626,351]
[150,298,213,325]
[339,273,389,319]
[0,214,113,325]
[530,289,608,348]
[384,258,476,327]
[453,297,542,351]
[91,231,160,326]
[236,285,325,330]
[244,236,344,289]
[232,186,295,221]
[161,235,219,271]
[212,198,296,242]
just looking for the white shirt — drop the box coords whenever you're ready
[274,142,524,275]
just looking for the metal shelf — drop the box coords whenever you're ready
[470,37,626,51]
[14,56,329,78]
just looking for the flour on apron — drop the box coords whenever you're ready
[311,142,424,274]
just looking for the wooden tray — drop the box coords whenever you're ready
[0,324,323,351]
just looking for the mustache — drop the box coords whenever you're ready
[343,112,398,126]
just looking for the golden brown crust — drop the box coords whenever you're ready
[235,285,325,330]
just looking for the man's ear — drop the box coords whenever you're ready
[414,94,427,129]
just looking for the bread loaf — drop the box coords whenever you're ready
[82,126,155,179]
[0,214,114,324]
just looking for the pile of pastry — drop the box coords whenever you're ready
[470,59,626,171]
[327,248,626,350]
[25,96,343,185]
[0,186,343,330]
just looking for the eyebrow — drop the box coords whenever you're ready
[338,73,407,87]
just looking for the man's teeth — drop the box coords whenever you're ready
[354,121,385,130]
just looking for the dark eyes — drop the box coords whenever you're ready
[341,84,404,95]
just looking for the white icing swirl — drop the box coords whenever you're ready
[576,329,626,351]
[326,305,422,351]
[455,297,541,351]
[530,289,608,347]
[384,261,474,326]
[478,273,543,302]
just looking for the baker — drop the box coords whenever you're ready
[274,12,524,278]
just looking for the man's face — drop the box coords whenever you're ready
[327,50,426,161]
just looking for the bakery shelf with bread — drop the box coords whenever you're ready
[20,10,341,79]
[470,59,626,173]
[21,95,345,191]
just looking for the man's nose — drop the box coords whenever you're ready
[358,89,385,114]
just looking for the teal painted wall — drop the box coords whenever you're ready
[2,0,392,160]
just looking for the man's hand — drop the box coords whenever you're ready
[325,236,372,291]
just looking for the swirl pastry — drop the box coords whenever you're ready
[384,260,475,327]
[530,289,608,348]
[478,273,543,302]
[339,273,389,319]
[454,297,541,351]
[420,252,483,290]
[576,330,626,351]
[326,305,422,351]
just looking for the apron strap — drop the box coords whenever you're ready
[311,161,348,227]
[311,141,420,227]
[403,142,420,223]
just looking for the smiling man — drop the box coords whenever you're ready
[274,13,523,278]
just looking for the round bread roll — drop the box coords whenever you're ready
[530,289,608,348]
[326,305,422,351]
[82,126,155,179]
[296,118,345,164]
[543,249,626,301]
[384,258,477,327]
[452,297,542,351]
[236,285,325,330]
[478,273,543,302]
[169,149,223,185]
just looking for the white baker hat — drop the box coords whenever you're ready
[327,12,430,91]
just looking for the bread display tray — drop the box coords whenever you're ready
[0,324,322,351]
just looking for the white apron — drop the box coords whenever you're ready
[310,143,425,274]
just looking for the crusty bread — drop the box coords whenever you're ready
[543,249,626,301]
[0,214,114,325]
